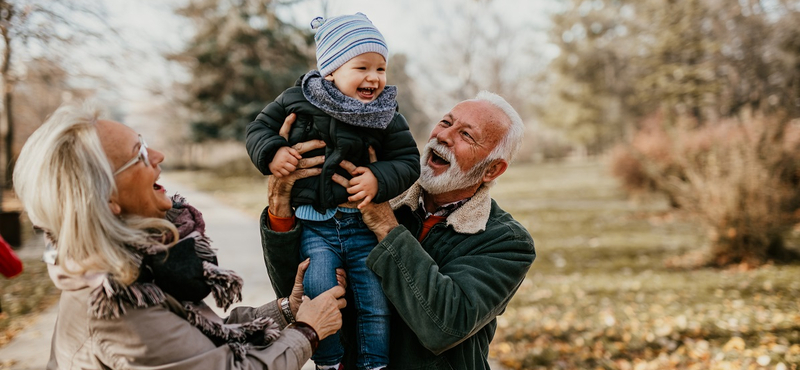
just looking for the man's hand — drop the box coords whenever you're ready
[268,113,326,217]
[333,147,399,241]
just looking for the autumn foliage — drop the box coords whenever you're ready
[611,112,800,267]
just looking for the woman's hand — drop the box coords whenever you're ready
[267,113,326,217]
[295,285,346,340]
[289,259,346,317]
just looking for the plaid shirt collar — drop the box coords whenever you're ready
[417,191,471,219]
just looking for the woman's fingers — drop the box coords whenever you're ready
[335,268,347,289]
[295,285,347,340]
[295,258,310,284]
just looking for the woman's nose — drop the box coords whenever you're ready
[148,148,165,166]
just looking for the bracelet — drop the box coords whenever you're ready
[287,321,319,353]
[280,298,296,323]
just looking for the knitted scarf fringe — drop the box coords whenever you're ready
[193,233,217,263]
[203,261,243,311]
[228,343,248,363]
[86,194,276,351]
[90,279,166,319]
[185,304,280,362]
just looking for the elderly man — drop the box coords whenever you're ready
[261,91,535,370]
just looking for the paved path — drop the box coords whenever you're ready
[0,175,506,370]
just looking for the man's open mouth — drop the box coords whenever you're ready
[430,149,450,165]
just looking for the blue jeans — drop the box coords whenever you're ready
[299,213,390,370]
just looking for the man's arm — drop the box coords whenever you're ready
[365,218,535,354]
[259,114,326,296]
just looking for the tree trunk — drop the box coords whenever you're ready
[0,0,12,203]
[3,86,12,189]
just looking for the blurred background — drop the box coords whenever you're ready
[1,0,800,369]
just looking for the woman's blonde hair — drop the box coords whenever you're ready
[13,102,176,284]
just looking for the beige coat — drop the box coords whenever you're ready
[46,264,313,370]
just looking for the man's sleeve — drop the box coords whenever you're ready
[365,223,535,354]
[259,206,302,298]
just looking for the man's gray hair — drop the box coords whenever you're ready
[475,90,524,163]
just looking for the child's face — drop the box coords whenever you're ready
[324,52,387,103]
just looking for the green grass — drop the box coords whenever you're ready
[169,161,800,369]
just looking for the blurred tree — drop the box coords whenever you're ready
[543,0,800,152]
[387,53,430,144]
[416,0,546,124]
[12,58,91,152]
[170,0,315,142]
[0,0,111,202]
[541,0,640,154]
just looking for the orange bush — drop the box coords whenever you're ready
[611,113,800,266]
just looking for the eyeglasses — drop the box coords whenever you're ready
[113,135,150,176]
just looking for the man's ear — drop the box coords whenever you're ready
[108,198,122,216]
[482,159,508,183]
[324,74,335,82]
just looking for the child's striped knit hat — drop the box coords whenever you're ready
[311,13,388,77]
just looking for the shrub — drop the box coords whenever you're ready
[611,112,800,267]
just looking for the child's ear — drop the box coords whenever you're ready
[324,74,335,82]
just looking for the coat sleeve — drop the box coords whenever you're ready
[245,93,292,175]
[367,113,421,203]
[365,223,535,354]
[90,301,312,370]
[258,207,303,298]
[225,299,291,328]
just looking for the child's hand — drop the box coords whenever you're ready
[347,167,378,209]
[269,146,302,177]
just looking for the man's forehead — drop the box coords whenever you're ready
[448,100,509,130]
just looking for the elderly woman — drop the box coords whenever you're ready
[12,102,344,369]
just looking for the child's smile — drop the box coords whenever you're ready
[325,52,387,104]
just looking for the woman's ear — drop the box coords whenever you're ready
[108,198,122,216]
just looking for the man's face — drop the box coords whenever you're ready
[419,100,510,194]
[324,52,387,103]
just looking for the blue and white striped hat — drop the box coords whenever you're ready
[311,13,388,76]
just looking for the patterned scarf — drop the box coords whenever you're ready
[60,194,279,361]
[301,69,398,129]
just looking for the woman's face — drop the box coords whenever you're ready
[97,120,172,219]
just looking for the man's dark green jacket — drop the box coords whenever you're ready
[245,82,420,211]
[260,183,535,369]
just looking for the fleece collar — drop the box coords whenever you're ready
[390,181,493,234]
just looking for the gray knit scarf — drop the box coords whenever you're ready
[301,70,398,129]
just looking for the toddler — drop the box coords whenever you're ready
[245,13,420,370]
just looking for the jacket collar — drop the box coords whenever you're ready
[390,181,493,234]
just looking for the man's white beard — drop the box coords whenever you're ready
[418,139,492,195]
